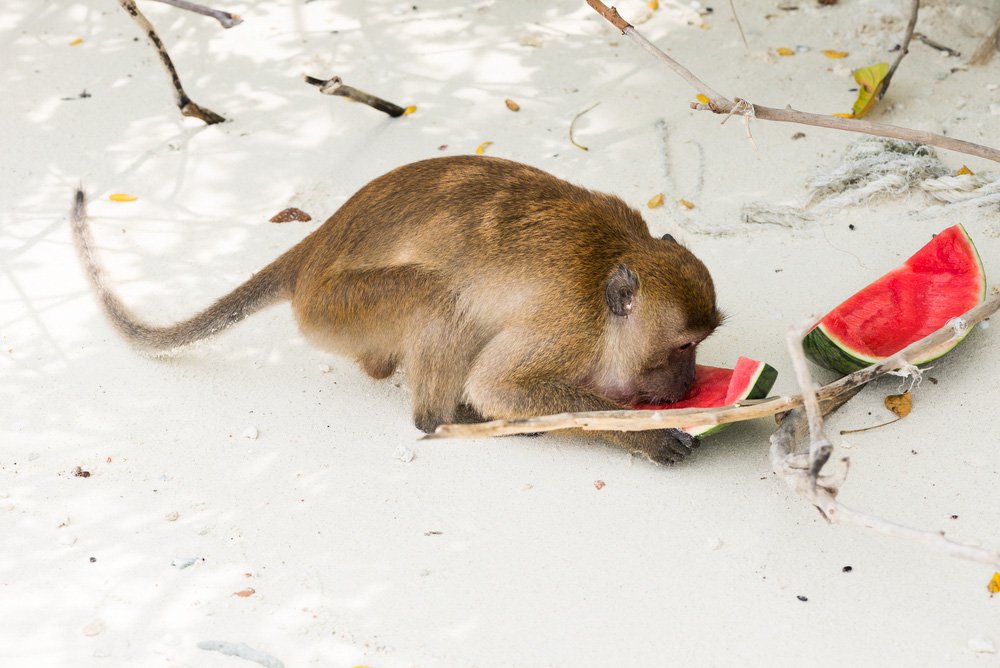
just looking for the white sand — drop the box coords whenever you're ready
[3,0,1000,665]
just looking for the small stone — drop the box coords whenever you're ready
[394,446,415,463]
[969,637,996,654]
[796,595,808,602]
[165,511,180,522]
[82,620,105,637]
[520,484,533,491]
[242,426,259,440]
[842,565,853,572]
[593,480,606,490]
[171,556,199,569]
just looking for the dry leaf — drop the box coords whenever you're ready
[678,198,696,209]
[233,588,256,598]
[403,105,417,116]
[884,391,912,418]
[696,94,710,104]
[108,193,137,202]
[475,141,493,155]
[69,38,83,46]
[594,480,606,490]
[831,112,855,118]
[848,62,889,118]
[988,572,1000,595]
[647,0,659,9]
[505,99,520,112]
[647,193,665,208]
[957,165,974,176]
[776,47,796,57]
[269,207,312,223]
[822,49,849,59]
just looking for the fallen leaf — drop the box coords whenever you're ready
[505,98,520,112]
[849,62,890,118]
[69,38,83,46]
[696,94,710,104]
[647,193,665,208]
[475,141,493,155]
[989,572,1000,595]
[831,112,855,118]
[269,207,312,223]
[776,47,796,57]
[108,193,137,202]
[403,105,417,116]
[73,466,91,478]
[957,165,974,176]
[647,0,659,9]
[822,49,849,59]
[884,391,912,418]
[233,588,256,598]
[594,480,606,490]
[678,198,696,209]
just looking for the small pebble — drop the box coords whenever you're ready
[242,426,259,440]
[171,556,199,569]
[520,484,534,491]
[165,511,180,522]
[842,565,853,573]
[796,595,808,602]
[394,446,415,463]
[969,636,996,654]
[593,480,606,490]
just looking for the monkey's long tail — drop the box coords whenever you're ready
[71,189,292,355]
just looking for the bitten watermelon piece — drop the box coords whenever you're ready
[636,356,778,436]
[804,225,987,375]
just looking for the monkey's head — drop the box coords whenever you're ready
[596,233,721,406]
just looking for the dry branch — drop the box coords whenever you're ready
[584,0,1000,165]
[429,288,1000,439]
[878,0,919,101]
[148,0,242,28]
[118,0,225,124]
[772,303,1000,569]
[303,75,407,117]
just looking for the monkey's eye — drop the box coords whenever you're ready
[675,342,694,352]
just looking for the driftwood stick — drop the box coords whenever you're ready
[585,0,1000,164]
[303,75,407,118]
[879,0,919,101]
[772,303,1000,568]
[148,0,243,28]
[968,18,1000,66]
[117,0,225,124]
[428,288,1000,439]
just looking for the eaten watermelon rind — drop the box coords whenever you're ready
[687,360,778,437]
[803,224,986,376]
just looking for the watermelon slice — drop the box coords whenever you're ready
[803,225,986,375]
[635,356,778,436]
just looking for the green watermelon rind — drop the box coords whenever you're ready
[803,225,987,376]
[687,362,779,437]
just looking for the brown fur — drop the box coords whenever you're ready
[72,156,720,464]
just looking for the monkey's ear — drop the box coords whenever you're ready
[605,263,639,317]
[661,233,676,243]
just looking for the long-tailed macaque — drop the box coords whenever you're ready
[73,156,721,464]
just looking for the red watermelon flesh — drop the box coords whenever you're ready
[635,356,778,436]
[819,225,984,358]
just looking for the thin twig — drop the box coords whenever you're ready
[428,289,1000,439]
[585,0,1000,164]
[772,306,1000,569]
[117,0,225,124]
[879,0,919,101]
[968,18,1000,66]
[148,0,243,29]
[913,33,960,58]
[728,0,749,49]
[569,102,600,151]
[303,75,407,117]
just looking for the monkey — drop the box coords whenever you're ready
[72,156,721,464]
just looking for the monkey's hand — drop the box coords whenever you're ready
[624,428,700,465]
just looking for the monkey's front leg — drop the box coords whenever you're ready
[465,356,697,465]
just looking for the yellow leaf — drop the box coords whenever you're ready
[822,49,849,59]
[831,112,855,118]
[403,105,417,116]
[69,38,83,46]
[678,198,696,209]
[696,94,710,105]
[957,165,974,176]
[108,193,137,202]
[475,141,493,155]
[647,193,665,209]
[849,62,890,119]
[647,0,659,9]
[884,391,912,418]
[988,572,1000,595]
[505,98,520,112]
[776,47,795,57]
